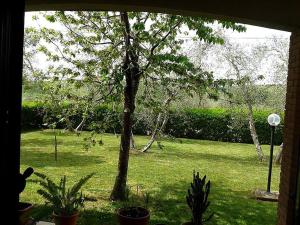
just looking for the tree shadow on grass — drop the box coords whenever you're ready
[30,130,78,136]
[147,181,209,225]
[156,148,267,167]
[21,138,56,147]
[21,137,85,148]
[29,204,116,225]
[148,181,277,225]
[21,150,104,168]
[21,128,42,134]
[27,180,277,225]
[169,138,241,146]
[79,208,117,225]
[212,186,278,225]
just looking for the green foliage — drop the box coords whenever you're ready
[21,102,283,145]
[31,172,94,216]
[24,11,246,132]
[21,101,44,129]
[186,171,213,225]
[82,131,104,151]
[166,108,283,145]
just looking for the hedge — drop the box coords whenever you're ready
[166,108,283,145]
[21,102,283,145]
[22,102,45,129]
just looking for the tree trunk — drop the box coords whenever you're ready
[75,117,86,133]
[142,95,172,152]
[159,113,168,134]
[142,112,169,152]
[110,12,141,201]
[75,105,89,133]
[110,97,132,200]
[130,130,136,150]
[229,61,265,162]
[274,142,283,164]
[64,116,74,132]
[142,113,162,152]
[247,104,265,161]
[157,113,168,150]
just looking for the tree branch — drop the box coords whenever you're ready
[142,19,183,73]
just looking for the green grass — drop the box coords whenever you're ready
[21,130,281,225]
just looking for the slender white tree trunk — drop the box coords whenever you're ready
[156,113,168,150]
[75,105,89,133]
[142,113,163,152]
[65,116,74,132]
[247,103,265,161]
[142,94,173,152]
[130,130,136,150]
[274,142,283,164]
[75,117,86,132]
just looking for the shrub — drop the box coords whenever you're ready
[21,102,283,145]
[21,102,44,129]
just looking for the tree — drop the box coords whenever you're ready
[23,27,46,102]
[137,74,208,153]
[132,35,235,153]
[23,27,42,81]
[220,38,289,163]
[137,63,227,153]
[265,37,289,164]
[219,40,272,161]
[27,11,245,200]
[139,88,175,152]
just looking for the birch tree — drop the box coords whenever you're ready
[221,41,267,161]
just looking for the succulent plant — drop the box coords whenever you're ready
[186,171,214,225]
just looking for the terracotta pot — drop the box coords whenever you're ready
[53,212,79,225]
[17,202,33,225]
[117,207,150,225]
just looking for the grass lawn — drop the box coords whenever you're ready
[21,130,281,225]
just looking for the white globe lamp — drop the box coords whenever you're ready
[267,113,281,127]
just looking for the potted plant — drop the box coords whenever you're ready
[32,172,94,225]
[117,186,150,225]
[18,167,34,225]
[183,171,214,225]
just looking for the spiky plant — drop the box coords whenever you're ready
[31,172,94,216]
[186,171,214,225]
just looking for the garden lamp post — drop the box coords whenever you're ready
[267,113,281,193]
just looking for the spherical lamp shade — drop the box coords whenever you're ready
[267,113,281,126]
